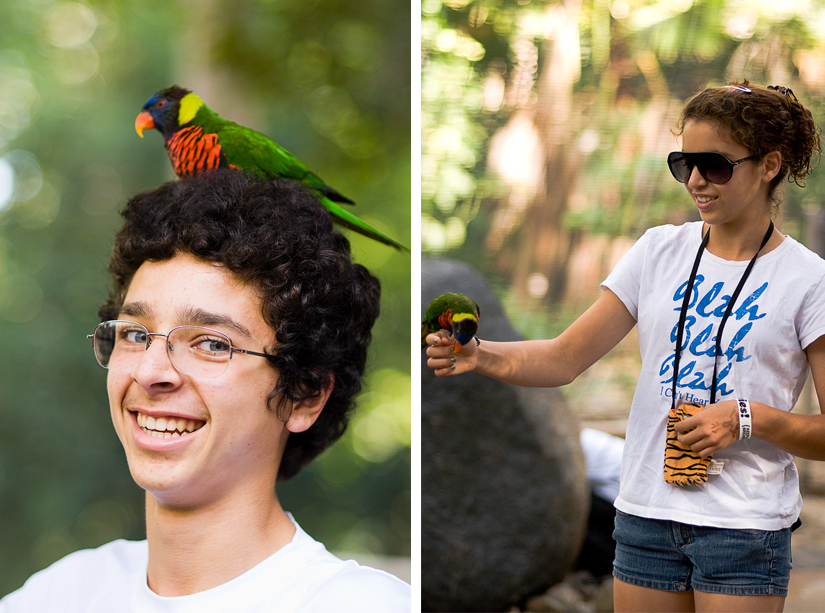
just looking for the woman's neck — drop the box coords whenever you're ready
[703,217,782,261]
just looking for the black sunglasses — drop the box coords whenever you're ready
[667,151,757,185]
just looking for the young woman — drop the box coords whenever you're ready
[426,82,825,613]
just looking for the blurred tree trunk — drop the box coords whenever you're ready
[806,206,825,258]
[490,0,584,304]
[176,0,262,130]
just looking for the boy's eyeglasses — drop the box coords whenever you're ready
[667,151,757,185]
[87,320,270,379]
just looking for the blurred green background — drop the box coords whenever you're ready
[422,0,825,342]
[0,0,411,596]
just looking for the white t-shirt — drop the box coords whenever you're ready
[602,221,825,530]
[0,517,410,612]
[580,428,624,502]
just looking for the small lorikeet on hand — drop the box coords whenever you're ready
[421,292,481,353]
[135,85,408,252]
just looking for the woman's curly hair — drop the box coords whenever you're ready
[676,79,821,203]
[98,169,381,480]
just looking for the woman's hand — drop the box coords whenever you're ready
[425,330,477,377]
[674,400,739,457]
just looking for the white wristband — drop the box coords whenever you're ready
[737,399,752,440]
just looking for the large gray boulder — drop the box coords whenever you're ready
[422,258,590,612]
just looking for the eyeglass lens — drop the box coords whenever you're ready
[667,152,736,185]
[92,320,234,378]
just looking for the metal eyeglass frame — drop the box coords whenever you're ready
[87,320,270,377]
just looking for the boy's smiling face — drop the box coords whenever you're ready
[107,253,287,509]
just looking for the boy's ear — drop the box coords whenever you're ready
[286,374,335,433]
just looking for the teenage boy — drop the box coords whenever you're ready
[0,170,410,612]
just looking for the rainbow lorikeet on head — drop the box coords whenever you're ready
[135,85,408,252]
[421,292,480,353]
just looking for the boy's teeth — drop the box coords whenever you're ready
[136,412,203,436]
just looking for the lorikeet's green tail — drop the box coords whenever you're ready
[321,197,409,252]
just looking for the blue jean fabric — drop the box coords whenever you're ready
[612,510,792,597]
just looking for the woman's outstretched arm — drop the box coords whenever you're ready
[425,288,637,388]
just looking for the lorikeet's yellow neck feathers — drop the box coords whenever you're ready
[451,312,478,323]
[178,93,204,125]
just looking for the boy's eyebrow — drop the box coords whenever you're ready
[118,302,255,340]
[118,301,153,320]
[176,306,255,340]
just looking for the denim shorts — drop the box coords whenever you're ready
[612,510,792,597]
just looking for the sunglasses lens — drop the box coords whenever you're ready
[667,152,734,184]
[667,152,690,183]
[700,153,733,184]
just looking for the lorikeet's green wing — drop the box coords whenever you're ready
[421,315,440,348]
[212,124,354,203]
[212,124,408,251]
[421,294,449,348]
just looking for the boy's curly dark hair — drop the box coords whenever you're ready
[98,169,381,480]
[676,79,821,205]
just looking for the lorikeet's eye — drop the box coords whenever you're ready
[156,100,166,108]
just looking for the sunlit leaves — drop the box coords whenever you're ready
[425,0,825,264]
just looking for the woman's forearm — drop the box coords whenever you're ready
[473,338,577,387]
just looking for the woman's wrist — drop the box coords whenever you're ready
[737,399,752,440]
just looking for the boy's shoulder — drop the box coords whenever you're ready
[286,523,411,611]
[0,540,147,611]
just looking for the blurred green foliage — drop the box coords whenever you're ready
[0,0,410,596]
[422,0,825,320]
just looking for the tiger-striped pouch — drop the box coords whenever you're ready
[664,401,712,486]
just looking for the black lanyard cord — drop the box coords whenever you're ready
[672,228,709,410]
[671,221,774,409]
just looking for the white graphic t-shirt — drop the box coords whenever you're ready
[602,221,825,530]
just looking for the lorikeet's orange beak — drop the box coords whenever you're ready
[135,111,155,138]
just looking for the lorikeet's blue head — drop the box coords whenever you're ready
[135,85,191,140]
[451,313,479,353]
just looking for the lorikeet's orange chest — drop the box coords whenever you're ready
[165,125,232,177]
[437,308,453,330]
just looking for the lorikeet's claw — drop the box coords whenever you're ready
[135,111,155,138]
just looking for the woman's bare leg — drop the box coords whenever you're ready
[693,591,784,613]
[613,578,695,613]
